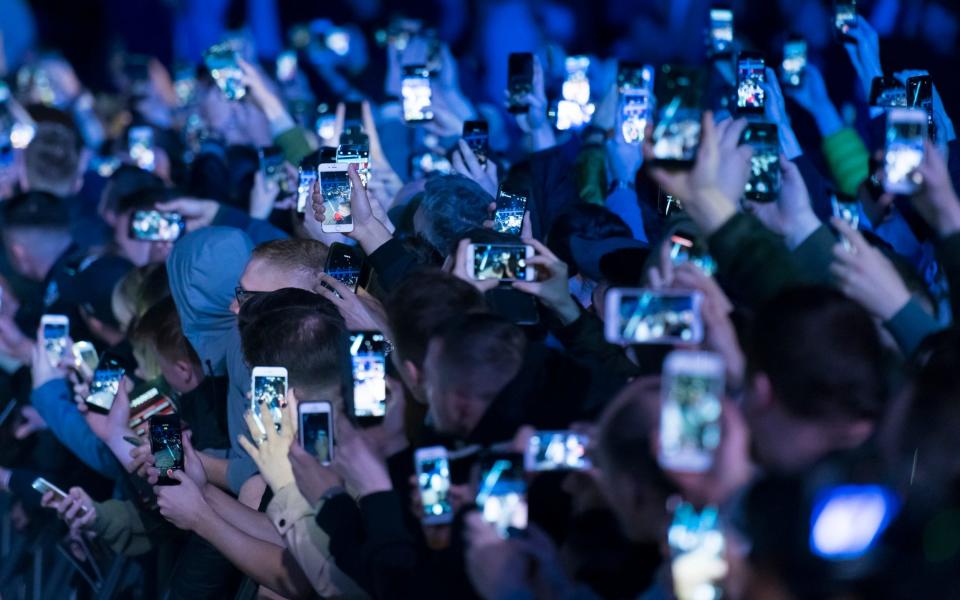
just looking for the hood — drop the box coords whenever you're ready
[167,226,253,375]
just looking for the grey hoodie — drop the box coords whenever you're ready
[167,227,259,492]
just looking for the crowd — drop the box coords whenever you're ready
[0,0,960,598]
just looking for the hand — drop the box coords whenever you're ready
[156,198,219,233]
[13,405,47,440]
[181,431,207,488]
[155,470,211,531]
[451,238,500,294]
[742,156,821,248]
[829,218,912,321]
[510,239,581,326]
[315,273,389,331]
[331,412,392,499]
[843,16,883,100]
[129,442,159,485]
[289,442,343,505]
[645,114,750,235]
[606,136,643,183]
[783,64,843,137]
[760,68,802,159]
[78,377,133,446]
[238,399,295,493]
[30,335,65,390]
[914,140,960,237]
[452,140,498,199]
[514,56,549,133]
[312,164,392,253]
[44,487,97,534]
[249,170,280,220]
[238,58,287,123]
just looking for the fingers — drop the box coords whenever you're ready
[237,433,260,462]
[243,409,265,440]
[830,217,869,253]
[318,272,353,300]
[457,139,483,175]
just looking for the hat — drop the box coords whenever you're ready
[62,255,134,328]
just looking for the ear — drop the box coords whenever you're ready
[9,242,27,266]
[174,359,196,386]
[403,359,420,388]
[750,372,775,411]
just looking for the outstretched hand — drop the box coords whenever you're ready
[830,218,911,321]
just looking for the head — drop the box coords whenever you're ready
[132,297,204,394]
[111,263,170,334]
[22,122,83,197]
[99,168,172,266]
[384,269,489,400]
[240,288,346,401]
[421,313,525,438]
[63,255,134,347]
[0,191,73,281]
[592,376,677,543]
[413,175,493,256]
[231,239,329,314]
[742,287,885,472]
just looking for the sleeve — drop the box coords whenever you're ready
[551,309,641,381]
[315,491,369,591]
[8,468,44,509]
[211,204,288,245]
[884,298,944,357]
[273,127,315,167]
[356,491,421,600]
[790,224,838,286]
[29,380,124,480]
[821,128,870,198]
[934,232,960,322]
[573,144,607,206]
[90,499,155,557]
[366,238,421,293]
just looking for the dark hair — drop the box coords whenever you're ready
[428,313,526,402]
[746,287,885,421]
[548,204,634,275]
[385,269,489,367]
[133,296,200,366]
[24,122,81,196]
[0,191,71,230]
[417,175,493,255]
[100,165,167,215]
[240,289,346,393]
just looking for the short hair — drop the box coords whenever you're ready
[240,289,346,394]
[417,174,493,255]
[112,263,171,333]
[548,204,634,273]
[0,191,71,232]
[24,122,81,197]
[385,269,489,367]
[132,296,200,366]
[745,287,885,421]
[428,313,526,403]
[100,165,167,216]
[251,238,329,280]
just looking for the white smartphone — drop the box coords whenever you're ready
[32,477,85,514]
[402,64,434,123]
[71,341,99,382]
[467,243,536,282]
[318,163,354,233]
[884,108,927,195]
[604,289,704,345]
[658,350,724,473]
[524,431,591,472]
[298,401,334,465]
[415,446,453,525]
[40,314,70,367]
[251,366,288,434]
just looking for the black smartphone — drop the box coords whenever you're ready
[344,101,363,129]
[348,331,388,427]
[708,6,734,57]
[149,414,183,485]
[741,123,781,203]
[736,52,766,113]
[86,357,125,415]
[298,401,334,465]
[258,146,285,182]
[402,65,434,123]
[834,0,857,40]
[492,187,527,236]
[651,65,707,169]
[462,120,489,165]
[907,75,936,139]
[325,242,363,292]
[507,53,534,114]
[617,61,648,92]
[781,36,807,88]
[869,76,907,108]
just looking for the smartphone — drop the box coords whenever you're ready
[324,28,351,56]
[507,53,534,114]
[318,163,353,233]
[410,150,453,179]
[149,414,184,485]
[402,65,434,123]
[709,7,735,56]
[462,120,489,165]
[296,164,318,213]
[809,484,898,559]
[603,289,704,345]
[276,50,298,83]
[325,242,362,292]
[781,36,807,88]
[492,187,528,235]
[258,146,286,183]
[298,401,334,465]
[203,43,246,101]
[651,65,706,168]
[415,446,453,524]
[173,64,197,106]
[562,55,591,106]
[86,358,125,414]
[669,232,718,277]
[127,126,156,172]
[906,75,936,139]
[669,502,726,598]
[316,103,337,146]
[468,243,535,282]
[736,53,766,113]
[884,108,927,195]
[831,194,860,231]
[524,431,590,472]
[869,76,907,108]
[129,210,185,242]
[476,452,527,537]
[659,350,724,472]
[71,341,99,382]
[834,0,857,39]
[251,366,288,434]
[348,331,388,426]
[741,123,781,203]
[31,477,76,507]
[619,65,653,145]
[41,314,69,367]
[335,144,370,188]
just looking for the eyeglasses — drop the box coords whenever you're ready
[235,286,266,306]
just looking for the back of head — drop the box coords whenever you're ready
[1,191,72,258]
[24,122,82,197]
[746,287,885,422]
[385,269,489,367]
[417,174,493,255]
[251,238,329,288]
[100,165,167,216]
[133,296,201,368]
[241,288,346,396]
[548,204,634,274]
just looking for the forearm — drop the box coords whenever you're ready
[686,188,738,237]
[204,483,284,545]
[528,127,558,153]
[199,453,230,490]
[552,309,641,380]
